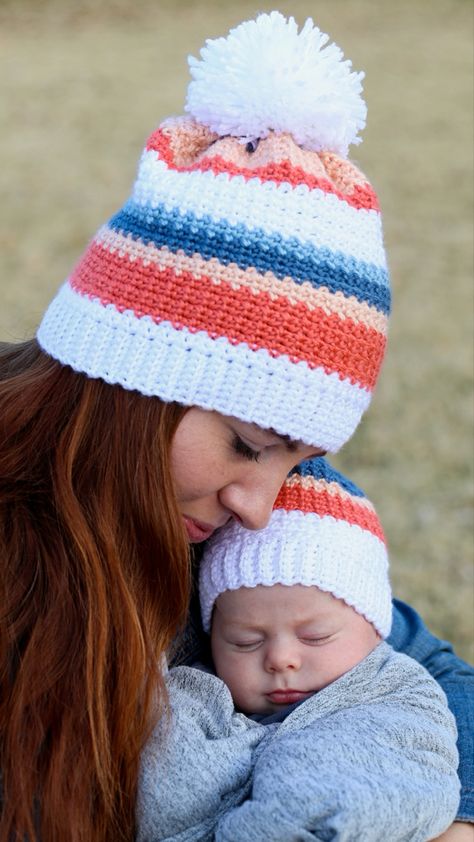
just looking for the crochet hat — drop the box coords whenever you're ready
[37,12,390,452]
[199,457,392,638]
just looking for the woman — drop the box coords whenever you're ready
[1,13,472,841]
[1,340,320,841]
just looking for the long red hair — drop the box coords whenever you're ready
[0,339,190,841]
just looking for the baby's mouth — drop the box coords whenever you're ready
[266,689,313,705]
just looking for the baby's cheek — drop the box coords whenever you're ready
[222,658,253,708]
[229,681,257,715]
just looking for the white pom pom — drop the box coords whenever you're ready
[186,11,366,157]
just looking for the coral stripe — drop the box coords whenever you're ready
[146,129,380,211]
[284,474,375,509]
[96,227,388,334]
[70,242,386,389]
[39,282,371,451]
[110,205,391,314]
[274,487,385,542]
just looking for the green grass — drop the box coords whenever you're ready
[1,0,472,661]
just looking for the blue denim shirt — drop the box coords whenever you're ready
[388,599,474,822]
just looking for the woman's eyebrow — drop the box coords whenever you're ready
[268,428,327,455]
[268,428,299,452]
[250,423,325,455]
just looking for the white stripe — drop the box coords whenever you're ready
[131,150,387,271]
[200,509,391,636]
[37,282,371,452]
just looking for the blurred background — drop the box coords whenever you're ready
[1,0,472,661]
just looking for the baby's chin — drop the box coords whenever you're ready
[234,699,271,716]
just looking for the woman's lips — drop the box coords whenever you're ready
[266,689,313,705]
[182,516,215,543]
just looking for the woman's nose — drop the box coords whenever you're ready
[264,641,301,673]
[219,481,278,530]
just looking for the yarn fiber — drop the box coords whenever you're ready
[199,458,392,638]
[37,13,390,452]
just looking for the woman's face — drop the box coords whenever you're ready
[171,408,323,542]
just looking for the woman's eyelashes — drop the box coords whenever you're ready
[231,433,261,462]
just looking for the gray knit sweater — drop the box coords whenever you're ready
[137,642,460,841]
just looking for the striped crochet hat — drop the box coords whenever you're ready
[37,12,390,452]
[200,458,392,638]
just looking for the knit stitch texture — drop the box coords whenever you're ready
[136,643,460,841]
[200,457,392,636]
[37,15,390,451]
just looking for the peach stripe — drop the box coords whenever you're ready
[283,475,375,511]
[71,242,385,389]
[96,227,387,335]
[147,128,379,211]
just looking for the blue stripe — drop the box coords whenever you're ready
[290,457,367,498]
[108,202,391,315]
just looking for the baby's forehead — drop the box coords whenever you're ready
[212,583,344,624]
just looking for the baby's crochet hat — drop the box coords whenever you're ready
[37,12,390,452]
[199,457,392,637]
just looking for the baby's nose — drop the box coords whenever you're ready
[264,640,301,672]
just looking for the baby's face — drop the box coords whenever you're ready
[211,584,379,715]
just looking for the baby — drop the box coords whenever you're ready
[137,459,460,842]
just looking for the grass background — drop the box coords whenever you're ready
[1,0,472,661]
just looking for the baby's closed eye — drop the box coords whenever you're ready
[231,639,263,651]
[299,633,336,646]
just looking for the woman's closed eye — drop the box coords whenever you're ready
[231,433,261,462]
